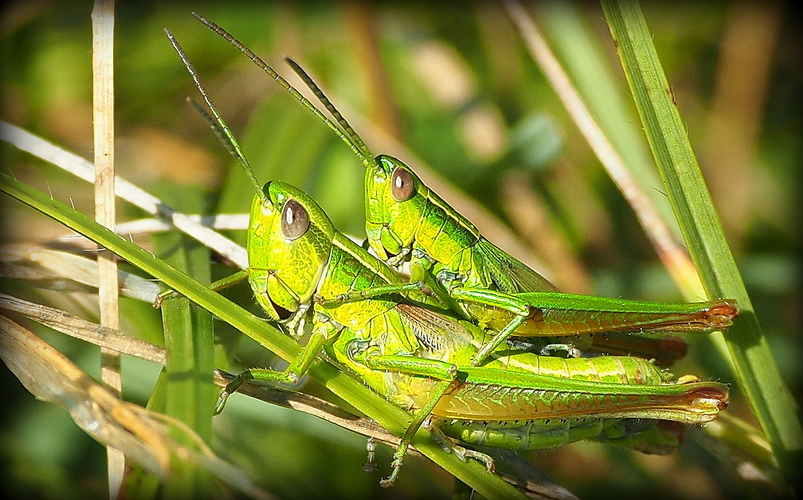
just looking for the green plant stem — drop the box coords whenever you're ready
[601,0,802,490]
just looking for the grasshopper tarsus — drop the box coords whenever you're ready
[215,370,252,414]
[538,343,580,358]
[454,446,496,473]
[379,452,406,488]
[214,392,230,415]
[362,437,378,472]
[153,289,178,309]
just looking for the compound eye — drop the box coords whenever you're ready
[391,167,415,202]
[280,199,310,240]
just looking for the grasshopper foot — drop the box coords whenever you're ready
[214,390,230,415]
[540,343,581,358]
[362,437,378,472]
[379,443,409,487]
[451,445,495,473]
[427,419,496,473]
[214,370,252,414]
[153,289,179,308]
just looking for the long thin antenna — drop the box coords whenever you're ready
[164,28,265,201]
[283,57,377,172]
[191,12,380,174]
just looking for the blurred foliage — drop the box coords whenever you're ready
[1,1,800,499]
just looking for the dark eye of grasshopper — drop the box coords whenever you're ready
[391,167,415,202]
[281,199,310,240]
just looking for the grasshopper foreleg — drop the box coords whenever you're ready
[215,319,338,413]
[153,269,249,308]
[313,281,425,306]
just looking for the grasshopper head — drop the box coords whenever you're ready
[247,181,336,321]
[365,155,428,261]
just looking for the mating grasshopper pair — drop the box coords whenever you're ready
[166,13,737,487]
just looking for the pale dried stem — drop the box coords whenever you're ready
[0,293,166,364]
[0,122,249,269]
[91,0,125,494]
[0,316,273,499]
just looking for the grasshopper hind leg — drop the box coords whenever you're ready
[378,417,496,488]
[426,419,495,472]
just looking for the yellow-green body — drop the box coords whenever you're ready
[190,15,739,367]
[363,156,738,364]
[244,181,728,450]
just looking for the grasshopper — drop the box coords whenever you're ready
[187,14,738,368]
[359,154,738,365]
[169,15,730,487]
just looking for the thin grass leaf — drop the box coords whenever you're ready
[148,188,217,496]
[600,0,803,489]
[535,2,678,235]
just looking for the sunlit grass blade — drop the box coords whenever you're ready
[600,0,803,488]
[0,172,530,500]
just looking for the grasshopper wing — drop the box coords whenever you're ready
[395,303,473,354]
[476,239,559,293]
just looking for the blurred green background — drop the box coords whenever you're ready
[1,1,799,499]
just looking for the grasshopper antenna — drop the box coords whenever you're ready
[190,12,380,175]
[282,57,379,174]
[164,28,266,202]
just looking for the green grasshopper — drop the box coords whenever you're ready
[359,154,738,365]
[188,14,738,368]
[170,15,730,487]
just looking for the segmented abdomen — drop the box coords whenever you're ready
[495,353,666,385]
[438,416,684,452]
[430,378,727,424]
[395,354,727,424]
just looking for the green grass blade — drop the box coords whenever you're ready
[149,185,217,496]
[0,172,529,500]
[600,0,802,488]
